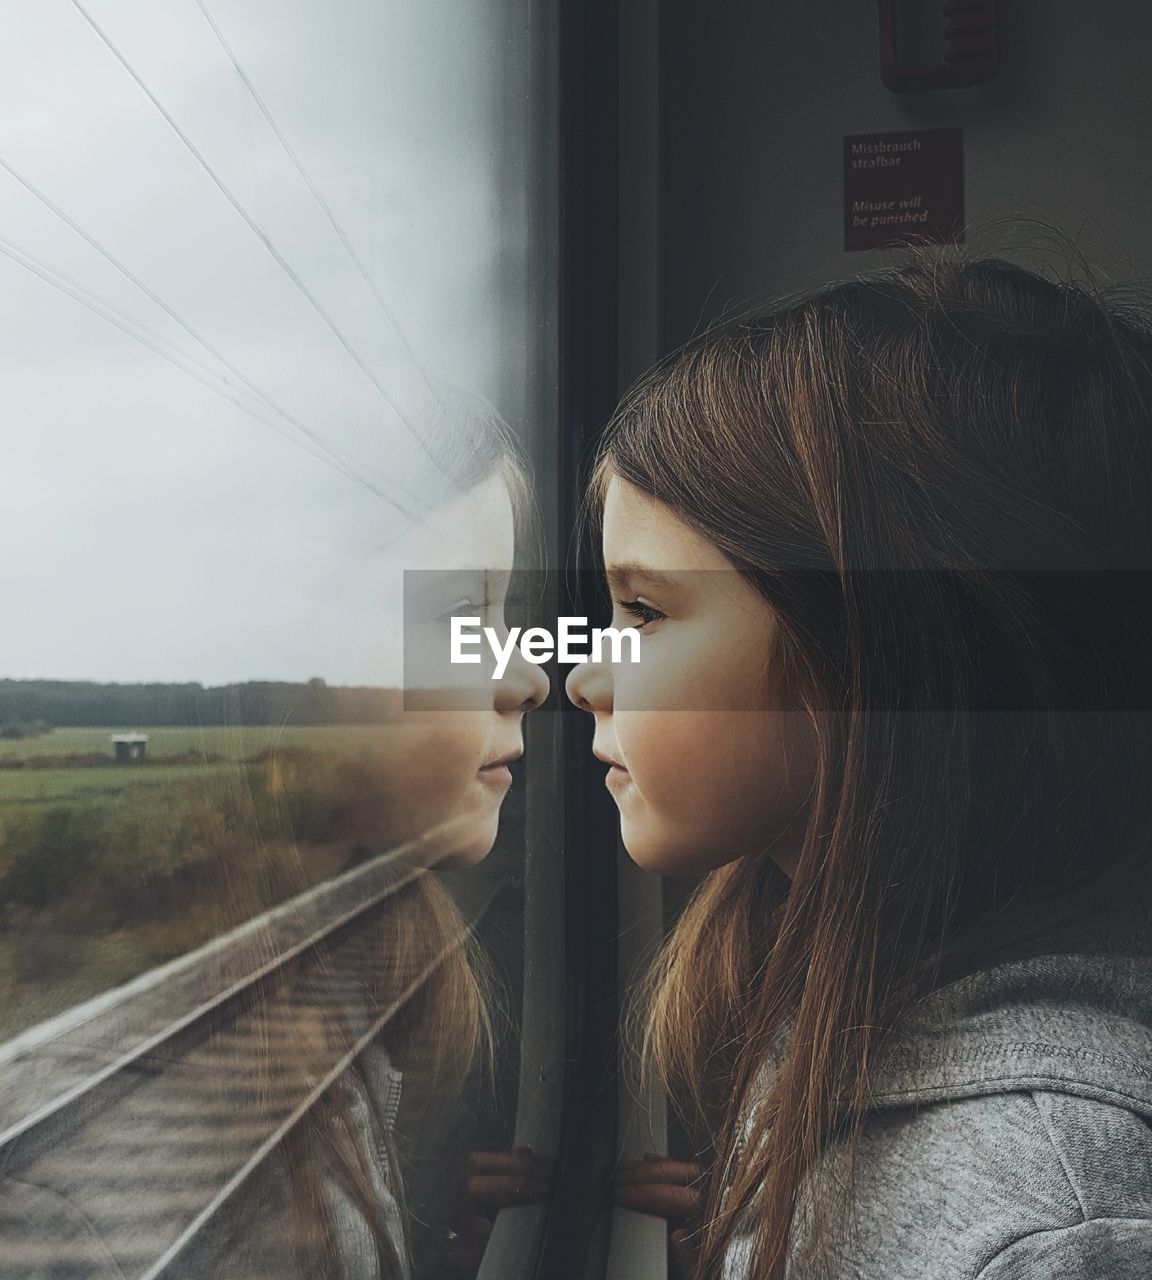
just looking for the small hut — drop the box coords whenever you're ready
[111,733,149,764]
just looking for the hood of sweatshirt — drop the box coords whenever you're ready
[721,890,1152,1269]
[735,885,1152,1161]
[864,944,1152,1120]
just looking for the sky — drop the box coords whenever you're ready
[0,0,534,687]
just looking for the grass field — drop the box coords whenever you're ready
[0,720,528,1044]
[0,725,391,805]
[0,724,409,1039]
[0,763,227,805]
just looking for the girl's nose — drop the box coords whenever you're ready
[496,644,551,713]
[566,659,612,714]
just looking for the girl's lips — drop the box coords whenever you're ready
[478,750,519,791]
[478,763,514,790]
[605,762,631,792]
[593,747,630,791]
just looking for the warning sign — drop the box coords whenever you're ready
[843,127,964,252]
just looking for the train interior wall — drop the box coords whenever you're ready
[655,0,1152,351]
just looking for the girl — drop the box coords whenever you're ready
[567,252,1152,1279]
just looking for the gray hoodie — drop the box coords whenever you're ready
[723,907,1152,1278]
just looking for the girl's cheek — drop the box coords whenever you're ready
[614,642,696,714]
[383,717,489,801]
[396,715,487,768]
[617,710,702,796]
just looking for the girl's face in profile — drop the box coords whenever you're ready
[566,474,815,878]
[368,470,549,868]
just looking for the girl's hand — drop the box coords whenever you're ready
[613,1152,705,1280]
[439,1146,552,1279]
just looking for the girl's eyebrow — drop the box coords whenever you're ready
[604,561,681,593]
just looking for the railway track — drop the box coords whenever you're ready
[0,835,497,1278]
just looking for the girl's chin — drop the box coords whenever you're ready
[428,821,499,869]
[403,796,502,870]
[445,798,504,865]
[434,842,495,870]
[618,821,670,874]
[620,821,740,877]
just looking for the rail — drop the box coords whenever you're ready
[0,833,501,1277]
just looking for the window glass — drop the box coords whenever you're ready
[0,3,554,1276]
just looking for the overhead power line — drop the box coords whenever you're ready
[0,232,415,513]
[0,153,411,513]
[68,0,439,470]
[192,0,434,393]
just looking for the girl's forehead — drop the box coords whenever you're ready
[602,474,729,573]
[397,472,516,573]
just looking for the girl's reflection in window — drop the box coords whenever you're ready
[215,384,549,1280]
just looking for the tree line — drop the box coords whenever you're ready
[0,678,402,729]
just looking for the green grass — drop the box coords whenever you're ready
[0,763,231,805]
[0,717,532,1051]
[0,725,399,808]
[0,722,447,1042]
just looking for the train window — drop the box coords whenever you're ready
[0,3,564,1278]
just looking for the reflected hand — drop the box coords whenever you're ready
[613,1153,705,1280]
[439,1146,552,1279]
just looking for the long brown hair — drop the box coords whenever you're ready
[280,871,497,1279]
[589,250,1152,1278]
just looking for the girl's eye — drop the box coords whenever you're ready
[436,597,476,622]
[437,571,509,625]
[437,596,505,628]
[617,598,665,629]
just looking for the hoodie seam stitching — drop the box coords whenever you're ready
[882,1040,1149,1078]
[1027,1090,1089,1223]
[871,1072,1151,1113]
